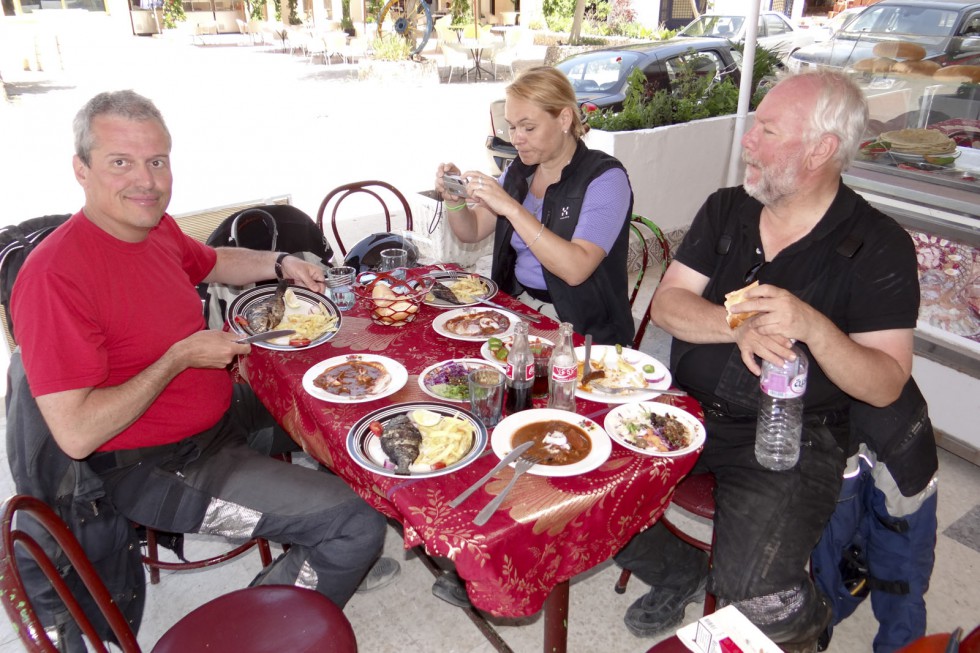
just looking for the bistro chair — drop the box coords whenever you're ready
[0,494,357,653]
[316,180,414,261]
[616,473,717,617]
[629,215,671,350]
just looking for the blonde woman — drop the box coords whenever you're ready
[436,66,635,345]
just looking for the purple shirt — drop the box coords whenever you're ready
[498,167,631,290]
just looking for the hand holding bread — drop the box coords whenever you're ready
[724,281,760,329]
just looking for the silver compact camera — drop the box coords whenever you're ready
[442,174,470,198]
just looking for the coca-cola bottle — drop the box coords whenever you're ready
[504,321,534,415]
[547,322,577,411]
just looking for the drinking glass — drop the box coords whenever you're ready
[468,368,505,428]
[326,265,356,311]
[379,248,408,277]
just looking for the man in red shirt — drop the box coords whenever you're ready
[11,89,393,608]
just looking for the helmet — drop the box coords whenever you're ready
[344,232,421,273]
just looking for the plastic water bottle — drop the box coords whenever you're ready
[547,322,577,411]
[755,344,808,471]
[504,321,534,415]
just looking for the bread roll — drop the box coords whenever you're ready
[724,281,759,330]
[851,56,896,73]
[872,41,927,61]
[933,65,980,84]
[891,60,941,77]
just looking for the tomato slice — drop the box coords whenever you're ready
[234,315,250,328]
[289,338,312,347]
[368,421,383,437]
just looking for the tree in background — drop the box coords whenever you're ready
[161,0,186,29]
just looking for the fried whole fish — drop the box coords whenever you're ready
[245,279,287,333]
[380,414,422,476]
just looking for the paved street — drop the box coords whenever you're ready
[1,22,516,227]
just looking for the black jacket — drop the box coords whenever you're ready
[493,141,635,345]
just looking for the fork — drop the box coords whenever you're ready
[472,454,541,526]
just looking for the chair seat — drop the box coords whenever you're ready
[669,473,716,521]
[151,585,357,653]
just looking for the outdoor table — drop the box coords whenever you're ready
[457,38,501,80]
[239,270,703,652]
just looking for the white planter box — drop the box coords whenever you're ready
[585,114,751,232]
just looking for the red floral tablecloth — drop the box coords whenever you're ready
[239,281,702,618]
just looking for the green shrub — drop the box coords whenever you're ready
[585,44,780,132]
[161,0,185,29]
[372,33,412,60]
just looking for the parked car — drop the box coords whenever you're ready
[485,38,742,173]
[675,11,815,59]
[788,0,980,72]
[808,6,868,42]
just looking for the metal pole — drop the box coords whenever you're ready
[726,1,761,187]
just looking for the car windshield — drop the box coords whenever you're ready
[843,4,959,37]
[679,15,745,39]
[557,51,643,94]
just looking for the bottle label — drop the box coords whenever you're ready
[762,372,807,399]
[551,365,577,382]
[507,362,535,382]
[523,362,534,382]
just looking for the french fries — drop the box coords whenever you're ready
[414,415,474,468]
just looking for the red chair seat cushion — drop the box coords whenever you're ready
[151,585,356,653]
[670,473,716,520]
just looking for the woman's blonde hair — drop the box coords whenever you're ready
[506,66,587,140]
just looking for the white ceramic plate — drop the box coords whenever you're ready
[227,284,341,351]
[603,401,705,458]
[574,345,672,404]
[479,335,555,364]
[346,402,489,478]
[431,307,516,342]
[417,358,503,402]
[885,149,959,165]
[422,271,498,308]
[490,408,611,477]
[302,354,407,403]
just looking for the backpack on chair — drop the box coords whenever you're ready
[200,205,333,330]
[0,214,72,348]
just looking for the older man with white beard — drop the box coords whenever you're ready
[613,71,919,652]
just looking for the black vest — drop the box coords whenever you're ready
[493,141,635,346]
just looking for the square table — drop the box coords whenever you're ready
[239,275,702,652]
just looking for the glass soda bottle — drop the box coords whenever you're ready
[504,321,534,415]
[547,322,577,411]
[755,344,809,470]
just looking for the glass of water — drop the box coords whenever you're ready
[326,266,356,311]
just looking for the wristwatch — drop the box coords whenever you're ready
[274,252,289,281]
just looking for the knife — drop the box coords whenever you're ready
[236,329,296,344]
[475,297,542,325]
[449,440,534,508]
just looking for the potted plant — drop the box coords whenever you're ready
[341,0,355,36]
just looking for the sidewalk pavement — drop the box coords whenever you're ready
[0,21,521,227]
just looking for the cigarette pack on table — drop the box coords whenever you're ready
[677,605,782,653]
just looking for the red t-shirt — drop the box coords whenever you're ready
[11,211,230,451]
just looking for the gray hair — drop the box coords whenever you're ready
[798,70,868,170]
[73,90,171,165]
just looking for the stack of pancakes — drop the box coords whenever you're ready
[879,128,957,156]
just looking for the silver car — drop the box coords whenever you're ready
[675,11,815,60]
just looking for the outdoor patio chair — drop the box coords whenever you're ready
[629,215,671,350]
[316,180,414,261]
[0,494,357,653]
[490,26,523,79]
[442,39,473,83]
[324,31,350,64]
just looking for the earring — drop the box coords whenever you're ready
[563,130,568,134]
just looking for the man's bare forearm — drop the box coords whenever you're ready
[650,286,735,344]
